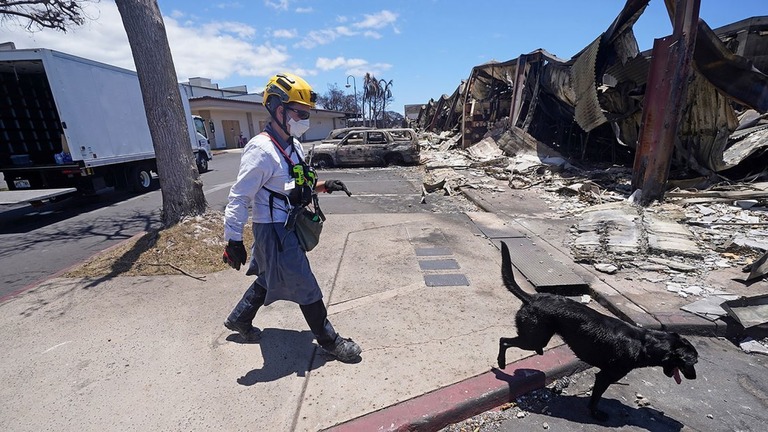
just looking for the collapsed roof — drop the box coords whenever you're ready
[415,0,768,183]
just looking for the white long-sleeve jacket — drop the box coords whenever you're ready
[223,130,305,242]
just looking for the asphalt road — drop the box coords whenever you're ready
[0,151,468,299]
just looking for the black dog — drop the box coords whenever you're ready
[497,241,698,420]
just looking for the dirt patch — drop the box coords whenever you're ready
[63,209,251,279]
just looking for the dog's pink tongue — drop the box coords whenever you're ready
[673,368,681,384]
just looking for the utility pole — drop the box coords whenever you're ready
[346,75,360,126]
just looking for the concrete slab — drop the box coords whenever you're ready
[0,272,313,431]
[465,211,527,239]
[576,203,642,256]
[644,214,703,256]
[5,179,750,432]
[0,212,544,432]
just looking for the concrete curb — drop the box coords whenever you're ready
[325,345,587,432]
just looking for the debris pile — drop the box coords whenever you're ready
[419,127,768,330]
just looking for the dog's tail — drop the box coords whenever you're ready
[501,241,531,305]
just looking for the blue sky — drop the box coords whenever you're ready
[1,0,766,114]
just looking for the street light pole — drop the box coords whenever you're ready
[345,75,359,126]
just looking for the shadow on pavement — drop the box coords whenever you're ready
[537,394,684,431]
[233,328,326,385]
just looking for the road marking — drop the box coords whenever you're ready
[204,182,234,195]
[43,340,72,354]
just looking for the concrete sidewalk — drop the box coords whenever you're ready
[0,186,744,432]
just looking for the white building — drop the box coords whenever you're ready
[181,78,348,149]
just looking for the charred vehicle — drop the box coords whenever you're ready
[308,128,420,168]
[321,126,370,145]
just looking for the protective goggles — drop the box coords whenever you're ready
[287,107,311,120]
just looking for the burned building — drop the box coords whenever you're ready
[418,0,768,186]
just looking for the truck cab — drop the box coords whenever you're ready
[192,115,212,173]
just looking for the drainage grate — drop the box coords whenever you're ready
[493,237,588,295]
[418,259,460,271]
[424,274,470,287]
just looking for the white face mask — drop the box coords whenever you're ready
[288,118,310,138]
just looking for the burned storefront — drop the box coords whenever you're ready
[418,0,768,191]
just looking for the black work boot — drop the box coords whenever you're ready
[322,336,362,363]
[224,319,262,343]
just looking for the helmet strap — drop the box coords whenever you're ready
[266,101,299,147]
[266,100,291,138]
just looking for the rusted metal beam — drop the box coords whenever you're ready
[631,0,701,205]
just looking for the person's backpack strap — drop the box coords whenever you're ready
[262,186,292,252]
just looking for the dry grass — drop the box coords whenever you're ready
[64,209,253,279]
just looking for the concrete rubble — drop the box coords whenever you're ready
[417,127,768,332]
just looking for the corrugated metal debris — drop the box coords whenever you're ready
[413,0,768,189]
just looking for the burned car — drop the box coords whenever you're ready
[322,126,370,144]
[308,128,420,168]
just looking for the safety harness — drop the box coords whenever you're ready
[261,132,325,231]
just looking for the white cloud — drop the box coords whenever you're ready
[0,1,293,85]
[216,2,245,9]
[272,28,297,38]
[292,10,399,49]
[316,57,360,70]
[265,0,289,10]
[295,7,313,14]
[354,10,398,30]
[294,28,339,49]
[200,20,257,39]
[334,26,355,37]
[347,62,391,78]
[315,57,391,78]
[0,2,135,70]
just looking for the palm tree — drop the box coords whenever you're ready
[379,79,393,127]
[362,73,380,127]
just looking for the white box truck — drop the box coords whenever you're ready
[0,47,212,204]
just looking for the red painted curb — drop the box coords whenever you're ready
[324,344,587,432]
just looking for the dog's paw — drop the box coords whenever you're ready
[497,356,506,369]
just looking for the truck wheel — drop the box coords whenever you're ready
[130,164,153,192]
[313,155,333,169]
[196,153,209,173]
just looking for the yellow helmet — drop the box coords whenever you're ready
[263,72,317,109]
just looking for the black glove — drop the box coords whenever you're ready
[324,179,352,196]
[223,240,247,270]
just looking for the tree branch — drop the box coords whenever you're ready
[0,0,93,32]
